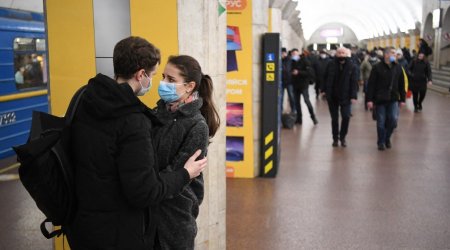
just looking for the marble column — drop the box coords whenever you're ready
[177,0,227,249]
[252,0,270,176]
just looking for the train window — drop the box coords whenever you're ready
[36,38,46,51]
[13,38,48,90]
[13,38,34,51]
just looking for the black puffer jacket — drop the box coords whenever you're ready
[367,61,406,104]
[67,74,190,250]
[152,98,209,250]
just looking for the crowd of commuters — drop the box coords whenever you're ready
[281,38,433,150]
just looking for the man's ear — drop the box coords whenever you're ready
[134,69,145,81]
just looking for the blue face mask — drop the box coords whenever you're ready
[292,55,300,61]
[389,56,396,63]
[158,80,182,103]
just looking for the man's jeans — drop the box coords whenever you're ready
[281,84,297,113]
[375,101,399,145]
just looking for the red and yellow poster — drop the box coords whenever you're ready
[226,0,254,178]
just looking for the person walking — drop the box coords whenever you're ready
[281,47,296,113]
[66,37,207,250]
[408,52,432,112]
[367,47,406,151]
[152,55,220,250]
[360,53,373,110]
[396,49,408,69]
[312,50,330,99]
[323,47,358,147]
[291,48,318,125]
[418,39,433,57]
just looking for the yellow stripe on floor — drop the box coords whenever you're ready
[0,174,19,181]
[0,163,20,174]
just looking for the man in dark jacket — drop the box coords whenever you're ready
[312,50,330,98]
[66,37,206,250]
[408,52,432,112]
[291,48,318,125]
[281,47,296,113]
[367,47,406,151]
[323,47,358,147]
[418,39,433,57]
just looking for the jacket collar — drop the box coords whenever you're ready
[156,98,203,120]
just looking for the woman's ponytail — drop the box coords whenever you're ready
[199,74,220,138]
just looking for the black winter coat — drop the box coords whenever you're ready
[408,59,432,91]
[67,74,190,250]
[323,58,358,105]
[313,57,330,90]
[367,61,406,104]
[282,57,292,87]
[152,98,209,250]
[291,57,312,91]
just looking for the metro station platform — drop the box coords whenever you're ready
[0,88,449,249]
[227,89,450,249]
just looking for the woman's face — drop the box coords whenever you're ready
[162,63,195,98]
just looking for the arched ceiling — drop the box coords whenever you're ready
[297,0,423,40]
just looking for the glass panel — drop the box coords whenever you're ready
[35,38,46,51]
[14,53,47,90]
[13,38,35,51]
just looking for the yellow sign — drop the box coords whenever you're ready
[266,62,275,71]
[226,0,254,178]
[266,73,274,81]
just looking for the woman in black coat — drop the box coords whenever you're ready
[152,55,220,250]
[67,37,206,250]
[408,52,432,112]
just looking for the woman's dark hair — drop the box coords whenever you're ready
[168,55,220,138]
[113,36,161,79]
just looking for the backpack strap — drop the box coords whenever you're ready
[40,218,62,239]
[65,85,87,125]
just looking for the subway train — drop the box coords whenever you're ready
[0,7,48,159]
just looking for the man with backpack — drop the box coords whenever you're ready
[367,47,406,151]
[291,48,318,125]
[65,37,207,249]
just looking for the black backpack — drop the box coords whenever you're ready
[12,86,86,239]
[281,113,296,129]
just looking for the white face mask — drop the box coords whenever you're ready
[320,54,327,59]
[137,72,152,96]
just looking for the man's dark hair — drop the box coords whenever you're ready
[383,46,396,55]
[281,47,287,53]
[113,36,161,79]
[291,48,299,52]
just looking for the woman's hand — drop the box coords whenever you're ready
[184,150,207,179]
